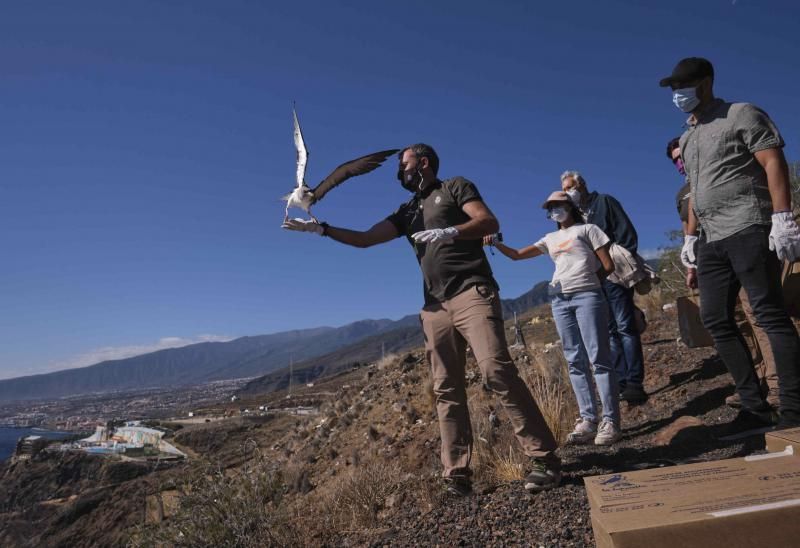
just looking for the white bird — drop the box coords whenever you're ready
[282,106,398,222]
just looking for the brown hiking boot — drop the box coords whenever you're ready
[725,392,742,408]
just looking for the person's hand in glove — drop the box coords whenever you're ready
[769,211,800,262]
[281,218,324,235]
[680,234,698,268]
[411,226,459,244]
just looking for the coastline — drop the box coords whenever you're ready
[0,427,73,461]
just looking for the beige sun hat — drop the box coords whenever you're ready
[541,190,571,209]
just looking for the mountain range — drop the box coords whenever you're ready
[0,282,550,402]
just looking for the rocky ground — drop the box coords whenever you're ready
[335,312,764,547]
[0,305,778,547]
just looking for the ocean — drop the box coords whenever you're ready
[0,427,72,461]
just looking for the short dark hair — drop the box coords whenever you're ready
[400,143,440,175]
[666,137,681,159]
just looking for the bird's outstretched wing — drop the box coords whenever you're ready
[293,107,308,188]
[311,148,399,202]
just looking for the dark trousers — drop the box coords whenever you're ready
[697,225,800,425]
[602,279,645,389]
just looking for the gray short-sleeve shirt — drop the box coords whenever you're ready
[679,100,784,242]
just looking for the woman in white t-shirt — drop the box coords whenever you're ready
[485,191,621,446]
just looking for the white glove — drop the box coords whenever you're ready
[769,211,800,262]
[281,218,323,235]
[411,226,459,244]
[680,234,698,268]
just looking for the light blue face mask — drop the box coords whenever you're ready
[673,87,700,113]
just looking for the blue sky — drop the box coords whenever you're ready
[1,0,798,379]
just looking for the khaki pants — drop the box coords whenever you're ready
[420,284,558,478]
[738,288,779,396]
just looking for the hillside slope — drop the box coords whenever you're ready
[0,318,415,402]
[240,282,552,396]
[0,282,550,403]
[1,310,781,547]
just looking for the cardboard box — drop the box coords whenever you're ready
[676,295,714,348]
[584,448,800,548]
[765,427,800,454]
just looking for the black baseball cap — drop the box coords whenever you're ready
[659,57,714,88]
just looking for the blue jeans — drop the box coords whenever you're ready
[551,289,620,424]
[602,279,645,389]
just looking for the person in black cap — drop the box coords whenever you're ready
[666,137,780,411]
[660,57,800,435]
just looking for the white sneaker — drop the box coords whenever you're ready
[594,419,622,446]
[566,418,597,445]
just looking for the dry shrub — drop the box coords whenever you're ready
[468,390,528,485]
[319,461,401,531]
[522,353,577,445]
[530,347,567,383]
[421,375,436,419]
[283,460,313,494]
[488,445,526,483]
[339,412,353,427]
[334,398,351,414]
[636,286,666,321]
[291,469,438,544]
[644,234,694,307]
[376,352,399,370]
[129,443,297,547]
[528,373,573,444]
[467,392,494,483]
[405,472,447,511]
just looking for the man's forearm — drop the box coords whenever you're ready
[687,198,698,235]
[754,147,793,212]
[325,225,373,248]
[764,155,792,213]
[323,219,398,248]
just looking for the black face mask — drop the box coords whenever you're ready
[398,164,423,193]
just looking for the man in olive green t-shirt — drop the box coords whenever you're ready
[283,143,560,495]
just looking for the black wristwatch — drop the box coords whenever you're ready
[320,221,330,236]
